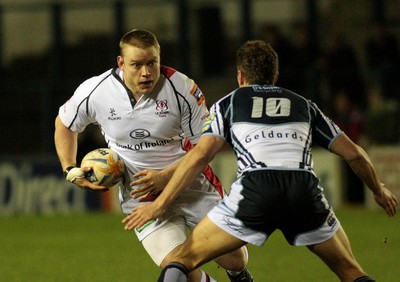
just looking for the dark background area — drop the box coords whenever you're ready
[1,0,399,159]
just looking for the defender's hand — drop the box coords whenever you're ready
[130,169,167,199]
[122,202,165,230]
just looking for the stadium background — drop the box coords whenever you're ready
[0,1,399,280]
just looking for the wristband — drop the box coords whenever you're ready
[63,166,76,178]
[64,167,85,183]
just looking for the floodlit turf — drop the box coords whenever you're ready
[0,207,398,281]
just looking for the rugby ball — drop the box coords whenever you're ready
[80,148,125,187]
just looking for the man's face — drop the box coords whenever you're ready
[117,45,161,96]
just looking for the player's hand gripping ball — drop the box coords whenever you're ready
[81,148,125,188]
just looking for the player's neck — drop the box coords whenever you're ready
[131,92,144,101]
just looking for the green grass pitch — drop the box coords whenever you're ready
[0,207,398,281]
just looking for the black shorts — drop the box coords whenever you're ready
[234,170,337,245]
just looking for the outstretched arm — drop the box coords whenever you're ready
[130,140,203,200]
[122,135,225,230]
[330,134,398,216]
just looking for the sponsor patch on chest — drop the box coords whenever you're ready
[155,100,169,117]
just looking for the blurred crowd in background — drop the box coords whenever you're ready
[259,20,400,147]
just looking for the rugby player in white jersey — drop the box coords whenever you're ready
[54,29,253,282]
[123,40,398,282]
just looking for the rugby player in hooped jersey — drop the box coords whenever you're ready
[123,40,398,282]
[54,29,253,282]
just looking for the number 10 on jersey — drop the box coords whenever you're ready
[251,97,291,118]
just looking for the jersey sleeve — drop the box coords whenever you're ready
[310,101,344,149]
[179,77,210,144]
[202,93,232,141]
[58,80,97,133]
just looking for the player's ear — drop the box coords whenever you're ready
[273,72,279,85]
[237,69,245,87]
[117,56,124,69]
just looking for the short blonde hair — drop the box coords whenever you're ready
[119,29,160,56]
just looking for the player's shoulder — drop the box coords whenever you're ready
[160,65,178,79]
[161,65,193,84]
[74,69,115,99]
[211,89,236,111]
[84,68,114,83]
[160,65,200,99]
[77,68,114,90]
[279,86,307,100]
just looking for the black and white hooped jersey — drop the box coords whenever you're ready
[59,66,221,207]
[202,85,344,176]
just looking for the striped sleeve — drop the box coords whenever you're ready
[310,101,343,149]
[202,93,232,140]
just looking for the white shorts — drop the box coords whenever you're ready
[133,190,222,266]
[141,215,186,266]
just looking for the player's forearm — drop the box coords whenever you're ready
[154,147,210,209]
[331,134,384,197]
[54,116,79,170]
[160,161,181,182]
[152,136,222,211]
[347,148,383,197]
[159,142,201,183]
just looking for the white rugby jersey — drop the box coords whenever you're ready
[59,66,221,209]
[202,85,344,177]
